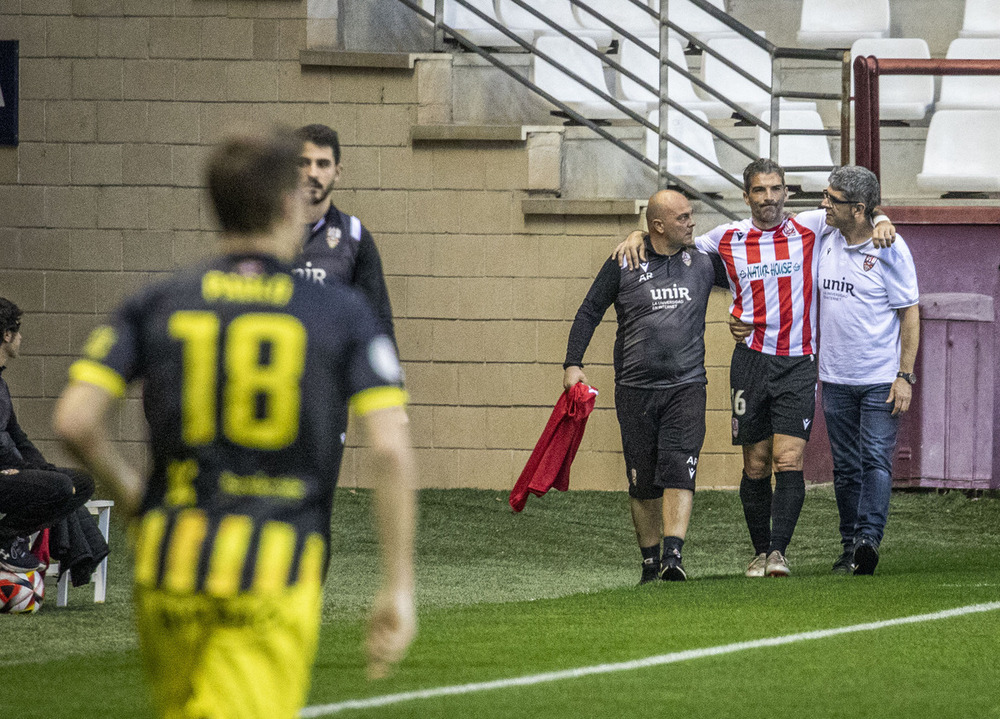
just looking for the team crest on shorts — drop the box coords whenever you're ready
[731,417,739,438]
[682,250,692,266]
[863,255,878,271]
[326,226,341,249]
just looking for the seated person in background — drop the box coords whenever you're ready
[0,298,94,572]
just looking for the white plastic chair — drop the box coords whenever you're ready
[668,0,735,44]
[616,36,729,118]
[533,35,646,120]
[573,0,657,37]
[758,110,833,192]
[645,109,732,194]
[959,0,1000,39]
[702,36,816,118]
[496,0,613,46]
[445,0,533,47]
[426,0,533,48]
[916,110,1000,194]
[851,38,934,121]
[797,0,889,48]
[937,38,1000,110]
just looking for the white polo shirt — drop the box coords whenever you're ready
[818,231,919,385]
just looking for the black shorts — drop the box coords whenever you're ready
[729,342,818,446]
[615,382,706,499]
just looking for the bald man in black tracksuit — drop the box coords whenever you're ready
[564,190,727,584]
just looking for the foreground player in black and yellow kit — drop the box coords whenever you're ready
[52,127,417,719]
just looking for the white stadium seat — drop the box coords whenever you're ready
[702,36,816,118]
[616,36,729,118]
[959,0,1000,39]
[668,0,735,44]
[937,38,1000,111]
[496,0,613,46]
[916,110,1000,194]
[797,0,889,48]
[532,35,645,120]
[573,0,658,37]
[645,109,732,195]
[758,109,833,193]
[432,0,533,48]
[851,38,934,122]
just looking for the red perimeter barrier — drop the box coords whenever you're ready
[853,57,1000,183]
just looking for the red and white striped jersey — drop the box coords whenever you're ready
[696,209,828,357]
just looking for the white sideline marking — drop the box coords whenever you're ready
[300,601,1000,717]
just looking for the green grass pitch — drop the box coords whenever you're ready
[6,486,1000,718]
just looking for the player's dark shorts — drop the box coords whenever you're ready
[615,382,706,499]
[729,342,818,446]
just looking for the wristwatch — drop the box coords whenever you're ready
[896,371,917,385]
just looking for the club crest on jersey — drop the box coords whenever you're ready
[682,250,692,266]
[326,226,341,250]
[863,255,878,271]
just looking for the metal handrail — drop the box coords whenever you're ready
[395,0,743,215]
[854,57,1000,181]
[391,0,852,214]
[392,0,740,215]
[673,0,851,172]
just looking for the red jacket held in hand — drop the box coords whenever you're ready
[509,382,598,512]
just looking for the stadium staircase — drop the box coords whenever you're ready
[307,0,1000,228]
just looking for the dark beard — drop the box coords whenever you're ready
[309,183,333,205]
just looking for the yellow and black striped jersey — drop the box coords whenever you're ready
[70,253,406,595]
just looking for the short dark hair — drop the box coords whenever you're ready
[828,165,881,222]
[206,127,302,235]
[0,297,22,337]
[743,157,786,192]
[295,123,341,164]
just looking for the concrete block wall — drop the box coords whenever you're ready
[0,0,744,494]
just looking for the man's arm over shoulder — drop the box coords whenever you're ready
[352,227,397,347]
[789,208,829,235]
[693,220,738,256]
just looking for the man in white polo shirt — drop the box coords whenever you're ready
[818,165,919,576]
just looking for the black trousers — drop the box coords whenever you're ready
[0,466,95,538]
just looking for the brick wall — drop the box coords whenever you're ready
[0,0,743,492]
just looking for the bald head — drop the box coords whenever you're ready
[646,190,694,252]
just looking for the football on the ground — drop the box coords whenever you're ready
[0,569,44,614]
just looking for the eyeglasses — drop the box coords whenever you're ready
[822,190,857,205]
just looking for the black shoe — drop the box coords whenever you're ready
[853,538,879,575]
[659,548,687,581]
[832,547,855,574]
[638,558,660,585]
[0,535,43,573]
